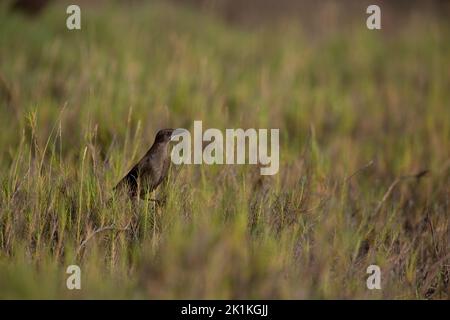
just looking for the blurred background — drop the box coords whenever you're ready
[8,0,450,24]
[0,0,449,299]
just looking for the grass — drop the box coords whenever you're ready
[0,1,449,299]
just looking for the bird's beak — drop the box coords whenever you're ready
[170,128,187,141]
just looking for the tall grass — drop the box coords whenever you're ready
[0,1,448,298]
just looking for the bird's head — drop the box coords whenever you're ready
[154,128,185,144]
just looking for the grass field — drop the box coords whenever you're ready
[0,1,449,299]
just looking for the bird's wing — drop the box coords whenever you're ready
[155,156,171,188]
[114,162,140,192]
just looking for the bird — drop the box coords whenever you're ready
[114,128,181,199]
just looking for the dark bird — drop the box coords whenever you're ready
[114,128,182,198]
